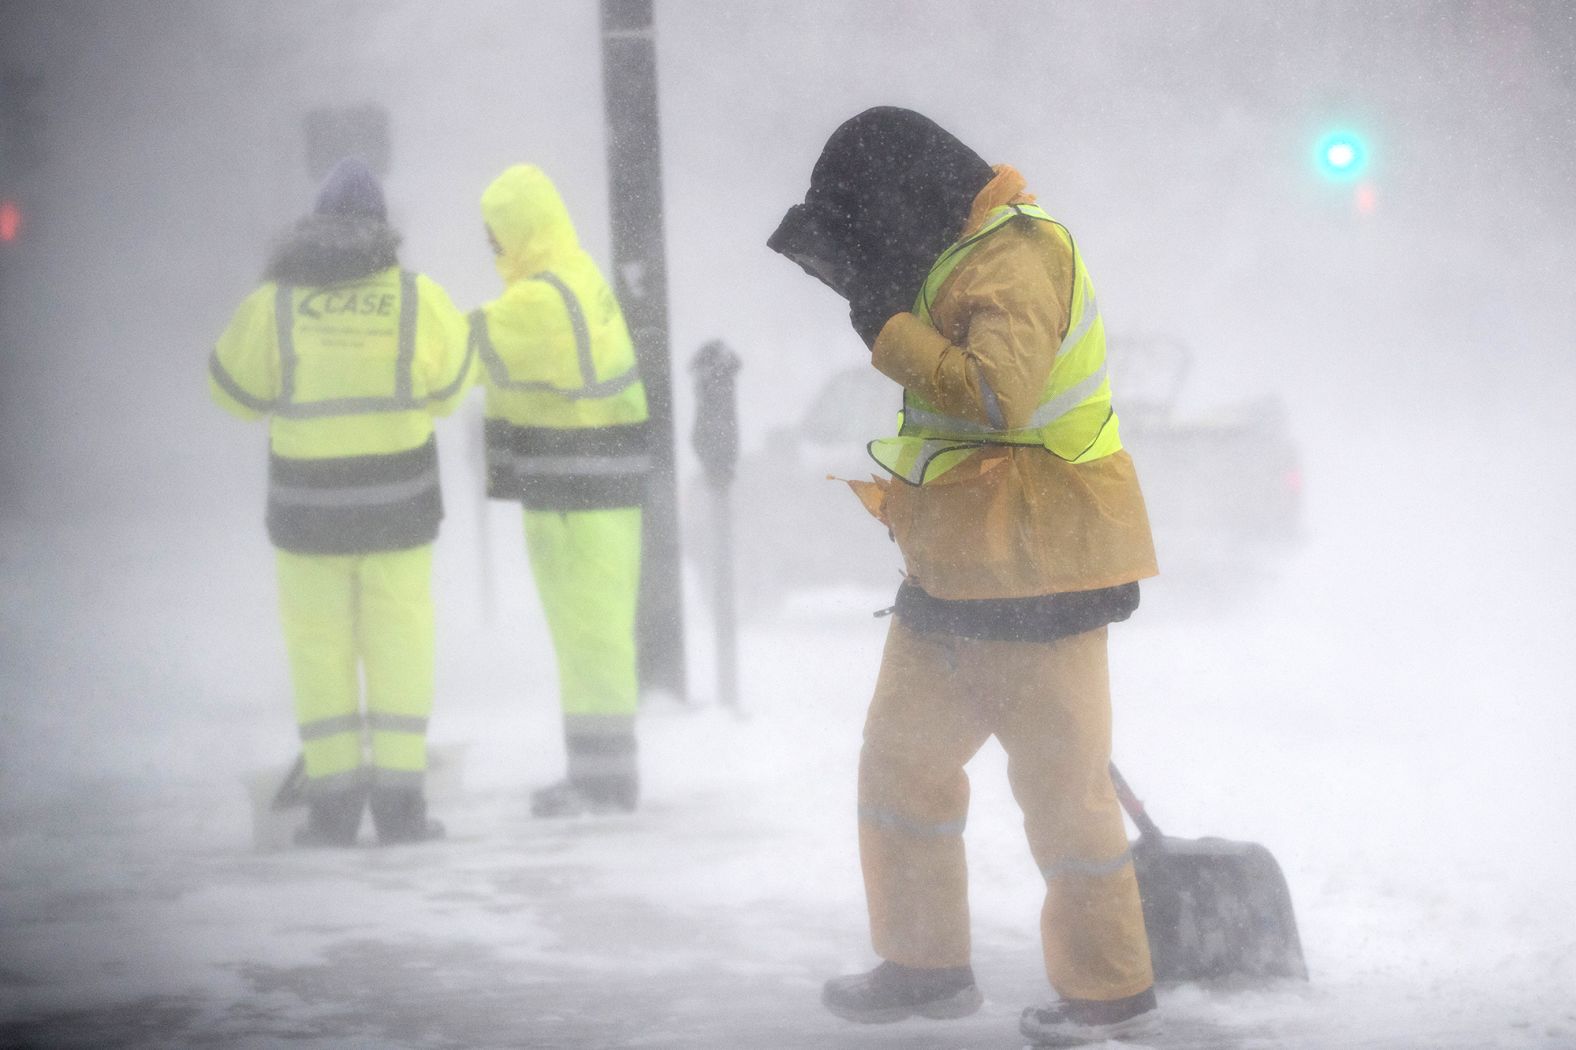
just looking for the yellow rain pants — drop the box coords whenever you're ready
[276,545,435,794]
[858,618,1153,1002]
[523,507,642,783]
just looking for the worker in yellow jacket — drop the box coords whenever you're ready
[472,164,648,818]
[210,158,472,846]
[770,108,1161,1047]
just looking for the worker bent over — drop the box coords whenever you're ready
[210,158,472,847]
[472,164,649,818]
[769,108,1161,1047]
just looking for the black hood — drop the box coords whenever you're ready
[769,107,993,306]
[265,214,401,286]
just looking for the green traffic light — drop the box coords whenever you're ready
[1315,130,1368,180]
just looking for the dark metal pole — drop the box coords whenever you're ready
[600,0,686,700]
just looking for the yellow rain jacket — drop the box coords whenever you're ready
[474,164,649,510]
[209,214,471,790]
[865,169,1157,600]
[473,164,646,788]
[210,264,471,553]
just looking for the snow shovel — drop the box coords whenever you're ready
[272,753,309,811]
[1109,762,1308,982]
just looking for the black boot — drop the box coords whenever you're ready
[1019,987,1161,1046]
[293,785,366,848]
[822,960,982,1023]
[530,775,638,818]
[369,787,445,844]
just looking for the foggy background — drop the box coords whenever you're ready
[2,2,1574,1047]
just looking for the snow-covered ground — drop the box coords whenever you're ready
[3,7,1574,1046]
[3,422,1574,1048]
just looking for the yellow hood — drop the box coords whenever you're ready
[480,164,581,285]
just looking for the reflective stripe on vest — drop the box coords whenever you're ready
[266,435,443,555]
[471,275,642,401]
[251,271,451,553]
[279,270,419,417]
[207,269,474,417]
[475,271,649,510]
[868,204,1123,485]
[483,418,649,511]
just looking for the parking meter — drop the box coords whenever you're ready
[691,340,741,488]
[689,341,742,709]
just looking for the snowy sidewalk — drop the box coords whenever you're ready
[0,685,1271,1050]
[3,517,1574,1048]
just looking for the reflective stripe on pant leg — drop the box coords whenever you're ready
[859,619,992,969]
[1040,851,1150,1002]
[299,712,363,792]
[277,550,364,785]
[523,507,641,718]
[563,712,637,785]
[357,545,435,785]
[990,627,1154,1001]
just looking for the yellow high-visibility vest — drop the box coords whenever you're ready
[209,266,472,553]
[868,204,1123,485]
[475,269,650,510]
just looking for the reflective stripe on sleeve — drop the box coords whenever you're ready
[472,292,641,401]
[430,327,478,403]
[208,348,277,413]
[276,284,299,403]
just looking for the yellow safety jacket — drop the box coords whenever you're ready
[210,266,472,553]
[869,203,1122,485]
[476,165,649,512]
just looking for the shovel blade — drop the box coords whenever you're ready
[1133,834,1308,982]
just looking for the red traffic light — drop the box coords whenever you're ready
[0,199,21,243]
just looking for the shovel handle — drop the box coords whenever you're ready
[1109,762,1164,840]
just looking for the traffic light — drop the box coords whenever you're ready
[1314,129,1369,181]
[0,198,20,243]
[1312,128,1376,217]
